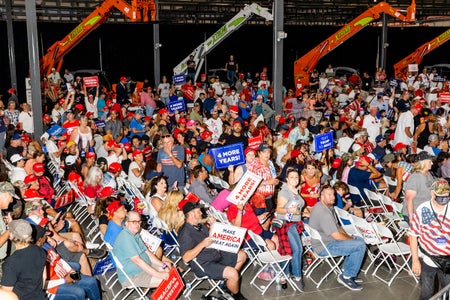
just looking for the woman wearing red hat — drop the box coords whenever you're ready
[128,150,145,190]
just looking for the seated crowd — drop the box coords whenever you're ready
[0,65,449,299]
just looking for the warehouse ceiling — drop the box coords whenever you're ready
[1,0,450,26]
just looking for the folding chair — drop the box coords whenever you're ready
[371,223,418,286]
[383,175,405,199]
[363,188,391,222]
[377,194,410,239]
[183,258,226,299]
[303,224,344,288]
[333,206,360,238]
[248,230,299,294]
[348,184,370,208]
[109,247,151,300]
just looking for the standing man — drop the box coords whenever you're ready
[178,201,248,300]
[0,220,46,300]
[309,185,366,291]
[225,55,238,87]
[186,55,197,81]
[156,130,185,190]
[116,76,128,106]
[394,104,421,147]
[409,179,450,300]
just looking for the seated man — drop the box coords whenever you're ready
[309,185,366,291]
[112,211,170,289]
[178,201,248,300]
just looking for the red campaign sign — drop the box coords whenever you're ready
[151,268,184,300]
[54,190,74,209]
[83,76,99,87]
[439,92,450,103]
[248,135,263,150]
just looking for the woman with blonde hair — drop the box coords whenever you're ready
[157,190,184,231]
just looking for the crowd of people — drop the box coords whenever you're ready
[0,62,449,299]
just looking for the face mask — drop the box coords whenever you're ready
[435,195,450,205]
[231,92,236,95]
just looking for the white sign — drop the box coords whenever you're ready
[208,222,247,253]
[25,77,32,107]
[408,64,419,72]
[140,230,162,254]
[253,114,264,127]
[226,171,262,205]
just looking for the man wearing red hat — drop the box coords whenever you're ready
[224,120,248,147]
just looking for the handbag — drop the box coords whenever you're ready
[419,245,450,273]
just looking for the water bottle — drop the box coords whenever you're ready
[186,279,192,290]
[281,278,288,289]
[276,277,282,291]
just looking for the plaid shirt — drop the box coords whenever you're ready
[275,221,304,256]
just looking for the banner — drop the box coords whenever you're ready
[167,99,186,113]
[440,92,450,103]
[209,143,245,169]
[226,171,262,205]
[151,268,184,300]
[83,76,99,87]
[93,256,115,276]
[248,135,263,150]
[208,222,247,253]
[94,120,106,128]
[53,190,74,209]
[314,131,334,152]
[408,64,418,72]
[140,230,162,254]
[46,124,67,137]
[173,74,186,85]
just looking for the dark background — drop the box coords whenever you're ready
[0,21,449,102]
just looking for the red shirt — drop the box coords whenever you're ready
[227,203,263,239]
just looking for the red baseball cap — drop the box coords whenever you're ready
[159,109,169,115]
[86,111,94,118]
[132,150,143,158]
[75,103,84,111]
[200,131,212,140]
[120,76,127,82]
[23,189,44,200]
[106,140,121,148]
[99,186,117,199]
[178,117,187,124]
[24,174,38,184]
[58,98,65,105]
[43,114,51,123]
[107,200,124,216]
[393,143,408,151]
[331,157,342,169]
[108,162,122,173]
[8,88,15,94]
[123,142,132,152]
[86,152,96,159]
[244,147,256,156]
[32,163,45,173]
[229,106,239,114]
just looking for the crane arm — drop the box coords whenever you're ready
[393,28,450,76]
[172,2,273,79]
[40,0,156,77]
[293,0,416,91]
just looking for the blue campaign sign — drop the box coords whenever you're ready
[46,124,67,137]
[93,256,115,276]
[209,143,245,170]
[94,120,106,128]
[168,99,186,113]
[173,74,186,85]
[314,131,334,152]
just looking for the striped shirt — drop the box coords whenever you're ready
[409,201,450,256]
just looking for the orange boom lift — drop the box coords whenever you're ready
[293,1,416,93]
[393,28,450,77]
[40,0,156,77]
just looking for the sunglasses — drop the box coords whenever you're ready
[162,134,172,138]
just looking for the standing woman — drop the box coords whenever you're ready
[275,168,305,291]
[4,101,20,128]
[300,161,322,218]
[70,114,93,157]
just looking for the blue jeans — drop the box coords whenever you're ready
[227,70,236,86]
[145,105,155,118]
[287,223,303,278]
[54,275,101,300]
[319,237,365,278]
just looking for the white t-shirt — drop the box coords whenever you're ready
[128,161,145,189]
[394,111,414,146]
[362,114,381,143]
[18,111,34,134]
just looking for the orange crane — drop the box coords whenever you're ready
[40,0,156,77]
[393,28,450,77]
[293,1,416,93]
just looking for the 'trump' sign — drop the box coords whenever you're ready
[226,171,262,205]
[314,131,334,152]
[208,222,247,253]
[151,268,184,300]
[209,143,245,169]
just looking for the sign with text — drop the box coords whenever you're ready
[167,99,186,113]
[408,64,418,72]
[248,135,263,150]
[140,230,162,254]
[173,74,186,85]
[93,256,115,276]
[208,222,247,253]
[46,124,68,137]
[314,131,334,152]
[151,268,184,300]
[83,76,99,87]
[226,171,262,205]
[440,92,450,103]
[54,190,74,209]
[209,142,245,169]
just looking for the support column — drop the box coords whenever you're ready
[6,0,17,94]
[273,0,285,117]
[153,0,161,87]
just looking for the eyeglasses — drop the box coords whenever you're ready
[162,135,172,138]
[127,220,142,224]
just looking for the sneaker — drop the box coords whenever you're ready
[87,248,107,259]
[337,274,363,291]
[85,241,99,249]
[292,277,304,292]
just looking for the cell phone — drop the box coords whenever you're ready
[69,272,81,281]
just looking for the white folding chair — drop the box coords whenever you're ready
[363,188,391,222]
[248,230,299,294]
[182,258,226,299]
[333,206,360,238]
[371,223,418,286]
[377,194,410,239]
[109,246,151,300]
[348,184,370,208]
[303,224,344,288]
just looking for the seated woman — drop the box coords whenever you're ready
[157,190,185,232]
[300,161,321,219]
[275,168,305,291]
[143,175,168,225]
[83,166,104,213]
